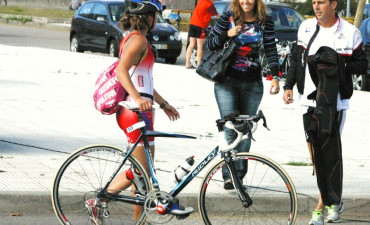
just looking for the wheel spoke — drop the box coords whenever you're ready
[199,153,297,225]
[52,145,151,225]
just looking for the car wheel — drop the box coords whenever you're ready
[190,49,198,68]
[70,35,83,53]
[352,74,370,91]
[165,57,177,64]
[108,40,118,57]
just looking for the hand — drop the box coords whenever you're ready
[283,90,294,104]
[269,80,280,95]
[227,25,242,38]
[163,104,180,121]
[135,97,152,111]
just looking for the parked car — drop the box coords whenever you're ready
[70,0,182,64]
[189,0,305,69]
[211,1,304,41]
[354,17,370,91]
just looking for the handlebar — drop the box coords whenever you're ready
[216,110,270,152]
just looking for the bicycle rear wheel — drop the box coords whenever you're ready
[51,145,151,225]
[199,152,297,225]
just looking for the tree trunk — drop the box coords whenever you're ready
[354,0,366,28]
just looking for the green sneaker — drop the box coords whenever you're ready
[309,209,324,225]
[325,202,344,223]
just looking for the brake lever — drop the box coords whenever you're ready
[261,112,270,131]
[252,110,270,131]
[246,123,255,141]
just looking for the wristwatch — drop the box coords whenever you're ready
[160,101,169,109]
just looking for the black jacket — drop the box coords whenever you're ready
[283,19,367,100]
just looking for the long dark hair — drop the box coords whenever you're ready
[231,0,267,26]
[120,12,155,31]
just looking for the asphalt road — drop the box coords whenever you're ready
[1,211,369,225]
[0,23,187,66]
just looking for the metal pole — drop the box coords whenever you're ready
[346,0,351,17]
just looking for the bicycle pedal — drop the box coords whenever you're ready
[170,205,194,216]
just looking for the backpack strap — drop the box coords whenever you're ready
[119,31,140,58]
[118,32,146,99]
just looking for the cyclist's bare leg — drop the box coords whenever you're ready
[107,145,155,221]
[307,142,325,211]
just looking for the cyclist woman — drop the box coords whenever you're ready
[207,0,280,190]
[85,0,180,224]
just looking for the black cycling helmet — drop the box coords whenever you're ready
[125,0,162,15]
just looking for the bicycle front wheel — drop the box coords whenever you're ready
[199,152,297,225]
[51,145,151,225]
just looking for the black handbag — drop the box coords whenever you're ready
[196,38,238,83]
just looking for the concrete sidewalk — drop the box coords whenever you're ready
[0,43,369,224]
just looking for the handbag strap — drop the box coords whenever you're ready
[224,15,236,49]
[129,50,145,78]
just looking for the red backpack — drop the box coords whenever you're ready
[93,32,140,115]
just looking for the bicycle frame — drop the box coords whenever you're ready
[98,128,222,204]
[98,109,262,208]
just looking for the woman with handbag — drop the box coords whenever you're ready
[85,0,181,224]
[207,0,280,190]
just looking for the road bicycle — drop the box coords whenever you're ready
[52,101,298,225]
[261,40,296,81]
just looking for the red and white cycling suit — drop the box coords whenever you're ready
[116,33,155,146]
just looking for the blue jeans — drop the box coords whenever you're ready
[214,79,264,182]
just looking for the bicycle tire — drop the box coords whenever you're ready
[199,152,297,225]
[51,144,151,225]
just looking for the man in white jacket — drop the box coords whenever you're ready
[283,0,367,224]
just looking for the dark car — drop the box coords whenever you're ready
[353,17,370,91]
[70,0,182,63]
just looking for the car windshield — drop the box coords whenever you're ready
[214,2,227,15]
[109,4,125,22]
[267,6,304,31]
[109,3,167,23]
[156,13,167,23]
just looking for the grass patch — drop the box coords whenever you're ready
[285,161,313,166]
[0,6,75,18]
[6,15,32,24]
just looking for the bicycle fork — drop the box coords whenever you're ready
[224,152,253,208]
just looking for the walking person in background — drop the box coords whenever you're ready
[159,0,172,11]
[207,0,280,189]
[0,0,7,6]
[84,0,184,224]
[185,0,218,68]
[282,0,367,224]
[69,0,81,10]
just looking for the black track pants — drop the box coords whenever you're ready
[304,108,345,206]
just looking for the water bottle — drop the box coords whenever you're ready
[173,156,195,183]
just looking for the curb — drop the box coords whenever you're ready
[1,191,369,216]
